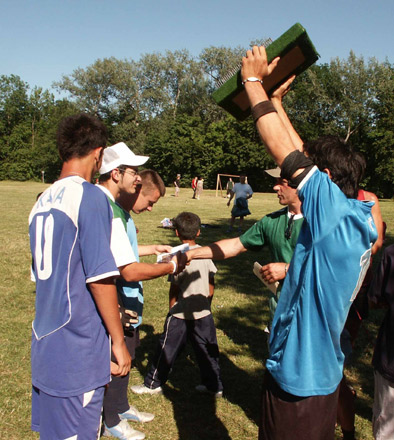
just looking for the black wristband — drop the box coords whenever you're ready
[251,101,277,124]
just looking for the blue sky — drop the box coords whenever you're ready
[1,0,393,94]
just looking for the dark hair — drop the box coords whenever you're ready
[56,113,107,162]
[303,136,360,199]
[173,211,201,240]
[140,169,166,197]
[354,152,367,187]
[240,175,246,184]
[98,171,111,183]
[98,164,128,184]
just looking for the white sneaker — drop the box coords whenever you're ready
[119,405,155,423]
[195,384,223,398]
[130,384,163,395]
[103,420,145,440]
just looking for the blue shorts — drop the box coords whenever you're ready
[31,385,105,440]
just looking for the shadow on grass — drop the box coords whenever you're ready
[134,326,231,440]
[132,216,276,438]
[135,296,268,438]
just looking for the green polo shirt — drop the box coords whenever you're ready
[240,207,304,319]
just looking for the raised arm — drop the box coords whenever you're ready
[241,46,307,173]
[270,75,304,152]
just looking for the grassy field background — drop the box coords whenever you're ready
[0,181,393,440]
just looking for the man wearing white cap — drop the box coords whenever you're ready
[97,142,183,440]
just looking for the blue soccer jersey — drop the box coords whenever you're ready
[29,176,119,397]
[266,167,377,396]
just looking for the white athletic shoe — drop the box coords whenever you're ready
[195,384,223,398]
[103,419,145,440]
[119,405,155,423]
[130,384,163,395]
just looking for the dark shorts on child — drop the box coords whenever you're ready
[144,313,222,393]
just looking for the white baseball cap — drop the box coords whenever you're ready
[264,166,281,178]
[99,142,149,174]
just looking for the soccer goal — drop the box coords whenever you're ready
[216,174,240,198]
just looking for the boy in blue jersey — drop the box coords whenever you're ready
[98,145,184,440]
[239,48,377,440]
[29,114,131,440]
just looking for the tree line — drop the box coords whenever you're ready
[0,47,393,197]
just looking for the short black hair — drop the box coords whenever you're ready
[56,113,107,162]
[140,169,166,197]
[173,211,201,240]
[303,136,361,199]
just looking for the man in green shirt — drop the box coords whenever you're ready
[187,167,303,321]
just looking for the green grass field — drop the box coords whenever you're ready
[0,181,393,440]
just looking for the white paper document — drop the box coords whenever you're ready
[253,261,279,295]
[157,243,190,263]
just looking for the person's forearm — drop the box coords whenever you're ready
[208,283,214,302]
[169,283,179,310]
[271,97,304,152]
[244,82,296,166]
[370,197,384,255]
[187,238,247,261]
[120,261,174,282]
[138,245,156,256]
[90,278,131,376]
[138,244,172,256]
[89,279,125,345]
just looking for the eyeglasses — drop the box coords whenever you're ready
[119,168,138,177]
[285,214,295,240]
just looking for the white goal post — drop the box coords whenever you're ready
[216,174,240,198]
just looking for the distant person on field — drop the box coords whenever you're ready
[226,178,234,198]
[29,114,131,440]
[131,211,223,397]
[196,176,204,200]
[368,244,394,440]
[174,174,181,197]
[227,175,253,233]
[192,176,198,199]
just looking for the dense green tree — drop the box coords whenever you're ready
[1,49,393,196]
[54,57,140,123]
[366,60,394,197]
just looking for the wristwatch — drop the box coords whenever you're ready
[242,77,264,86]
